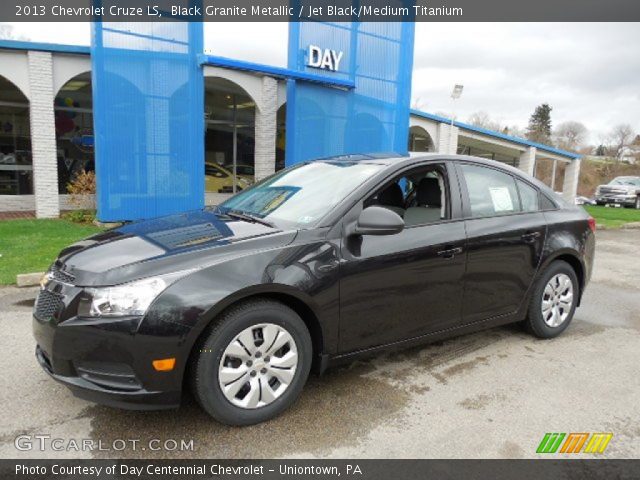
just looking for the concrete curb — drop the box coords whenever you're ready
[596,222,640,231]
[16,272,44,287]
[621,222,640,230]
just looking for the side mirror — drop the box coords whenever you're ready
[353,206,404,236]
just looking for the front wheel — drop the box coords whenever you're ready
[191,299,312,425]
[525,261,579,339]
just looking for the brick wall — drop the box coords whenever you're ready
[562,159,581,202]
[518,147,537,177]
[0,195,35,212]
[437,124,459,154]
[27,51,59,218]
[254,76,278,181]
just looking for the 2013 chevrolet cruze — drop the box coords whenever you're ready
[33,154,595,425]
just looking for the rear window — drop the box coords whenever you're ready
[460,164,520,217]
[516,179,539,212]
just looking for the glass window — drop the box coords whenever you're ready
[517,179,539,212]
[55,72,94,194]
[219,161,385,229]
[460,164,520,218]
[204,78,256,194]
[610,176,640,186]
[540,193,557,210]
[365,165,449,227]
[0,76,32,195]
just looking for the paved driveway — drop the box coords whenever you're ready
[1,229,638,459]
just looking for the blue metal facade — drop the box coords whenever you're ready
[285,22,415,165]
[91,19,204,221]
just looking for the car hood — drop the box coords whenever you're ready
[54,209,297,286]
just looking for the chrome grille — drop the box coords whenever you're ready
[599,186,627,195]
[34,290,64,320]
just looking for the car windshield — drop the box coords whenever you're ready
[218,161,385,229]
[609,177,640,186]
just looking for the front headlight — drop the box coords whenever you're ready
[78,271,191,318]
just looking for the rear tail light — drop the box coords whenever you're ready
[588,216,596,232]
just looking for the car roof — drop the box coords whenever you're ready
[312,152,525,175]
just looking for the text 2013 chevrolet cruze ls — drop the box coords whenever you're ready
[33,154,595,425]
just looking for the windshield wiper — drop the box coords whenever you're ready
[225,210,275,228]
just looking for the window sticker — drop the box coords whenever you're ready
[489,186,514,212]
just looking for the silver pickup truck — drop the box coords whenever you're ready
[595,176,640,209]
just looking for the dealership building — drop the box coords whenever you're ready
[0,34,581,220]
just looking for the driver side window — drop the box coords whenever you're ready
[365,164,450,227]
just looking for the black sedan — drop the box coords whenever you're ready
[33,154,596,425]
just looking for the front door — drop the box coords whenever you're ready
[338,162,467,353]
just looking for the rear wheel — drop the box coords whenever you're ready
[191,299,312,425]
[525,261,579,339]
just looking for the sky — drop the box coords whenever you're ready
[2,22,639,144]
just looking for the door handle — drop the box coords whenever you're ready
[437,247,463,259]
[317,260,340,273]
[521,231,541,243]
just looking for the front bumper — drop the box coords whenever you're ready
[32,284,184,410]
[35,346,179,410]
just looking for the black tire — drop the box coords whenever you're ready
[190,299,312,426]
[595,201,605,206]
[525,260,579,339]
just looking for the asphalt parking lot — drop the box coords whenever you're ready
[1,229,639,459]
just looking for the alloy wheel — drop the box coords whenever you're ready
[218,323,299,409]
[541,273,574,327]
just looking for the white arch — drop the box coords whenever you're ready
[408,125,435,152]
[0,50,30,100]
[409,115,440,147]
[203,66,263,112]
[52,54,92,95]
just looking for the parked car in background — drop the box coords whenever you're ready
[205,162,251,193]
[575,196,596,206]
[595,176,640,208]
[33,154,595,425]
[235,164,255,183]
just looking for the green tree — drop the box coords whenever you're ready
[526,103,553,145]
[594,144,607,156]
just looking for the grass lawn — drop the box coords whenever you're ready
[0,219,102,285]
[583,205,640,229]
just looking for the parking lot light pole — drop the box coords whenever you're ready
[449,84,464,154]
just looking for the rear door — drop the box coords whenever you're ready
[455,162,547,323]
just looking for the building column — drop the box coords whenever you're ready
[562,158,581,203]
[437,123,458,154]
[254,76,278,181]
[27,51,59,218]
[518,146,536,177]
[550,159,558,190]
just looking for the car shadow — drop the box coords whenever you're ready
[84,324,529,458]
